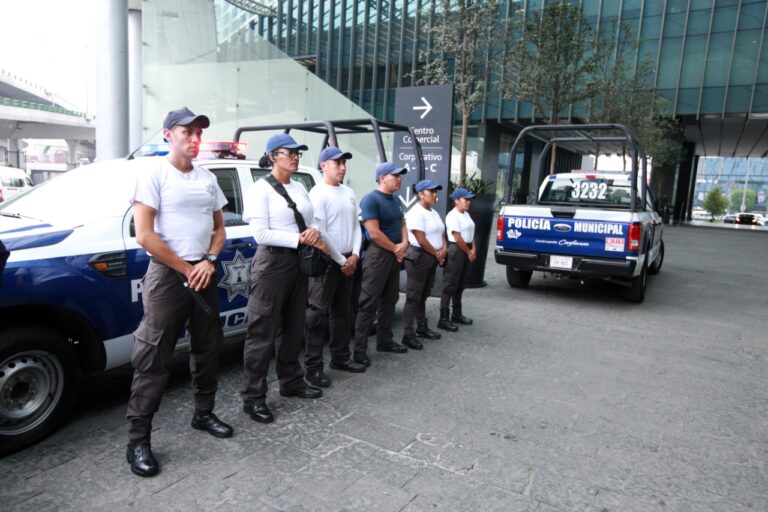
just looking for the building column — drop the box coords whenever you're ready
[128,8,143,152]
[673,142,697,223]
[7,137,21,168]
[66,140,80,168]
[95,0,129,160]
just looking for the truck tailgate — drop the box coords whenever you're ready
[499,208,632,259]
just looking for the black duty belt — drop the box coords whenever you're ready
[262,246,298,254]
[342,252,353,258]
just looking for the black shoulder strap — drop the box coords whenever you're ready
[264,174,308,232]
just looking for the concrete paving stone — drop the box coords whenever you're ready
[364,396,460,436]
[279,459,365,503]
[272,420,336,452]
[589,487,670,512]
[337,474,416,512]
[22,456,111,506]
[460,484,540,512]
[398,493,466,512]
[0,472,45,511]
[306,433,378,469]
[332,412,417,453]
[468,452,535,494]
[151,472,234,511]
[6,491,78,512]
[401,465,484,507]
[0,436,82,479]
[525,468,601,511]
[259,488,339,512]
[352,448,428,488]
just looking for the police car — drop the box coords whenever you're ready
[0,141,321,454]
[495,124,664,303]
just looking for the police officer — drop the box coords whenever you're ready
[127,107,233,478]
[438,188,477,331]
[352,162,410,365]
[240,134,327,425]
[402,180,446,349]
[304,147,367,388]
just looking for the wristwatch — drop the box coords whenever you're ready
[206,253,217,264]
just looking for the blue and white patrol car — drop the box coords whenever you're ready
[495,124,665,303]
[0,145,321,454]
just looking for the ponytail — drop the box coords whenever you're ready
[258,153,273,168]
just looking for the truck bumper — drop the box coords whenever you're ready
[494,249,637,278]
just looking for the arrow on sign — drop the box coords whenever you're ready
[398,187,418,209]
[413,96,433,119]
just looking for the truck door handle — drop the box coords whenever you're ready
[226,242,252,251]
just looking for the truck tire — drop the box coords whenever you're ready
[0,327,81,455]
[506,267,533,288]
[648,240,664,275]
[621,259,647,303]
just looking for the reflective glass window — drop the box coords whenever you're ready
[738,3,767,31]
[725,86,751,114]
[644,0,664,16]
[756,31,768,83]
[753,85,768,112]
[666,0,688,14]
[731,30,761,86]
[690,0,714,9]
[663,12,686,38]
[686,10,712,36]
[700,86,725,112]
[715,0,739,6]
[658,38,683,89]
[704,32,733,87]
[712,7,737,32]
[602,1,619,19]
[677,88,700,114]
[680,35,707,88]
[622,0,642,19]
[641,15,662,39]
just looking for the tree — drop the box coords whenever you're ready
[702,187,728,220]
[502,2,600,173]
[415,0,505,186]
[587,26,682,173]
[730,189,757,213]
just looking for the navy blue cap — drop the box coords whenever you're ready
[163,107,210,130]
[265,133,309,153]
[450,188,477,200]
[414,179,443,192]
[318,146,353,164]
[375,162,408,181]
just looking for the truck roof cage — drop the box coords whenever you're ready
[505,124,648,212]
[234,119,425,180]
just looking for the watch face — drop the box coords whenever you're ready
[207,254,217,263]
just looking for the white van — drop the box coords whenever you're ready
[0,166,34,202]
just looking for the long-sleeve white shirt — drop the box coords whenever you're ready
[242,177,316,248]
[309,181,362,265]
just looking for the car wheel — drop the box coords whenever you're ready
[0,326,81,455]
[648,240,664,275]
[506,267,533,288]
[621,259,647,303]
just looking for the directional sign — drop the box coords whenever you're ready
[393,84,454,218]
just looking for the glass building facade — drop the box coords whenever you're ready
[250,0,768,123]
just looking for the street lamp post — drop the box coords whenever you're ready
[740,158,750,213]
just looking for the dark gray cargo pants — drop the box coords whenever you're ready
[305,260,354,370]
[127,260,223,444]
[352,243,400,354]
[403,246,438,335]
[440,243,470,311]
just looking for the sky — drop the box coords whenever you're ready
[0,1,95,112]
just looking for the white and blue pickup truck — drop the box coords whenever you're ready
[494,124,664,303]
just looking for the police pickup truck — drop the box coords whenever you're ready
[494,124,664,303]
[0,119,423,455]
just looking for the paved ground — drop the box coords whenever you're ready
[3,226,767,511]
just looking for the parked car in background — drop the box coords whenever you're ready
[722,213,738,223]
[0,166,33,202]
[736,212,767,226]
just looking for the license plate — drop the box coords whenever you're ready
[550,255,573,269]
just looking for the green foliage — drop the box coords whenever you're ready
[449,172,494,195]
[730,189,757,213]
[702,188,729,218]
[415,0,507,186]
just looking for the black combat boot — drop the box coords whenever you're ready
[437,309,458,332]
[415,319,441,340]
[451,306,473,325]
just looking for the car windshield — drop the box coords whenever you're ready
[0,159,137,226]
[540,176,634,208]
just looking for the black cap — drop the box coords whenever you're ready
[163,107,210,130]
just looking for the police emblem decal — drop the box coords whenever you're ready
[218,250,252,301]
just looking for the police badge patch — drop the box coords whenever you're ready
[218,250,252,301]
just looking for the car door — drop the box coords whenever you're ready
[206,164,258,336]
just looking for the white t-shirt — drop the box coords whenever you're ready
[309,181,362,265]
[405,203,445,250]
[131,157,227,260]
[445,208,475,244]
[242,177,315,248]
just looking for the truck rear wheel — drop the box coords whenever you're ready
[506,267,533,288]
[0,327,81,455]
[621,260,647,303]
[648,240,664,275]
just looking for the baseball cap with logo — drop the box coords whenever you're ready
[163,107,210,130]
